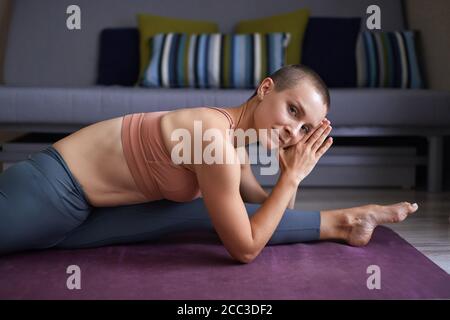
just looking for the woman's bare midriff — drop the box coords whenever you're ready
[52,108,230,208]
[52,116,149,207]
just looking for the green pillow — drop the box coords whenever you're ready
[137,13,219,85]
[234,8,310,65]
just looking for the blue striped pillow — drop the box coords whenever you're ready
[356,31,424,88]
[141,32,290,89]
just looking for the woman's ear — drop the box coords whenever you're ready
[258,77,275,99]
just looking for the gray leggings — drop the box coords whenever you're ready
[0,146,321,255]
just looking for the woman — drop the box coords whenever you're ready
[0,65,418,262]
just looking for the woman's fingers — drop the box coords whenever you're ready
[304,121,329,146]
[316,136,333,158]
[312,125,332,151]
[300,119,326,143]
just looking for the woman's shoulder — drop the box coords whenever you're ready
[162,106,233,133]
[160,107,239,172]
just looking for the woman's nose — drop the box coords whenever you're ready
[285,123,302,140]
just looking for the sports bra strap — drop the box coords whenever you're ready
[206,107,235,129]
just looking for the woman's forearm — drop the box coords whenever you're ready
[287,186,297,209]
[247,173,299,261]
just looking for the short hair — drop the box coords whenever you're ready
[247,64,330,110]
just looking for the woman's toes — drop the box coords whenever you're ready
[402,202,419,214]
[391,202,417,222]
[410,202,419,212]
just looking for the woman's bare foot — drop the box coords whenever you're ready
[320,202,419,246]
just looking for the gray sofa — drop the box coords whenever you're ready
[1,0,449,192]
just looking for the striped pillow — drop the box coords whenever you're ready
[141,32,290,89]
[356,31,424,88]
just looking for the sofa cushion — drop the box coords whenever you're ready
[301,17,361,88]
[137,13,219,85]
[356,31,424,88]
[234,8,309,65]
[96,28,140,86]
[141,32,290,89]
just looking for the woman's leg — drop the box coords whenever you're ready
[0,147,92,255]
[1,145,418,255]
[55,199,321,249]
[55,197,419,250]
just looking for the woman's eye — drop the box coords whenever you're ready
[289,105,297,116]
[302,126,309,133]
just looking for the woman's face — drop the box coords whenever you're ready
[253,78,328,150]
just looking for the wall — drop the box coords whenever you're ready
[403,0,450,190]
[0,0,25,170]
[0,0,11,85]
[404,0,450,91]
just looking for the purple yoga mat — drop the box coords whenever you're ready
[0,226,449,299]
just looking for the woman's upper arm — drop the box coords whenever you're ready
[194,143,255,263]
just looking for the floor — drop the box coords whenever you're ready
[276,187,450,274]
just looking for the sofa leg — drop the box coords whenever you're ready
[427,135,443,193]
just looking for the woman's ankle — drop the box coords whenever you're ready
[319,209,351,242]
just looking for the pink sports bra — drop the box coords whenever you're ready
[121,107,234,202]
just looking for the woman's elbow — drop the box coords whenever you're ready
[232,249,258,264]
[233,254,255,264]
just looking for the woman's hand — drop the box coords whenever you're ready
[278,119,333,185]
